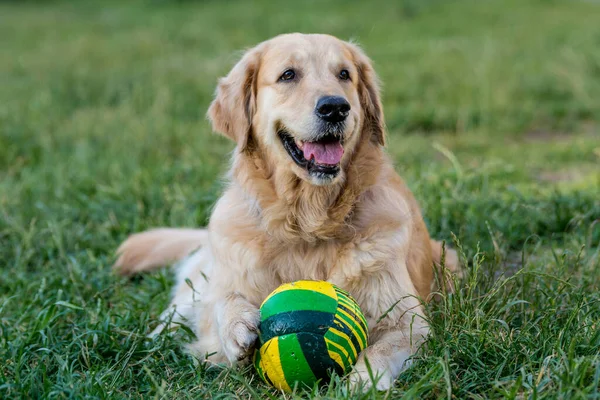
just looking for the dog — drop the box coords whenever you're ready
[114,33,459,391]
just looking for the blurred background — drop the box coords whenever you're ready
[1,0,598,241]
[1,0,599,398]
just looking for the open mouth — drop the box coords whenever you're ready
[278,130,343,177]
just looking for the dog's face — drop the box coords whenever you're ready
[209,34,384,186]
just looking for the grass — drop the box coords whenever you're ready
[1,0,599,398]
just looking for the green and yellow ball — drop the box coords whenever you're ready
[254,280,368,392]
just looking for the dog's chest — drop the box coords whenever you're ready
[266,240,344,283]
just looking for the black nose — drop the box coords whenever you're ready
[315,96,351,123]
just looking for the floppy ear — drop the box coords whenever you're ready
[207,46,263,151]
[346,42,386,146]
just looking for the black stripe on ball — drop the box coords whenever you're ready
[337,302,368,336]
[296,333,344,381]
[259,310,334,345]
[334,305,364,354]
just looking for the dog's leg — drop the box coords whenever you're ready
[182,293,260,365]
[349,319,428,391]
[328,239,430,392]
[214,293,260,363]
[328,272,429,391]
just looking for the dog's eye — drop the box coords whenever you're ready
[339,69,350,81]
[279,69,296,82]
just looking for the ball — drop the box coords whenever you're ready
[253,280,368,392]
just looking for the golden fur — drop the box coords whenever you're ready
[114,33,459,391]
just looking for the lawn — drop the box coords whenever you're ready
[1,0,599,398]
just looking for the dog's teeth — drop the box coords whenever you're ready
[295,140,304,149]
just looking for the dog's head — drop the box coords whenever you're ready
[208,33,384,186]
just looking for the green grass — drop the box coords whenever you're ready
[1,0,599,398]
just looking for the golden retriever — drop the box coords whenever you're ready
[114,33,459,391]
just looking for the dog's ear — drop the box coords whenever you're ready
[207,45,263,151]
[346,42,385,146]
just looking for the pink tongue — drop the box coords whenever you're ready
[303,141,344,165]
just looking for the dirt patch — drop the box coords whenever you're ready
[537,169,587,183]
[524,130,569,143]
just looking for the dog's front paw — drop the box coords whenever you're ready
[347,342,413,392]
[223,319,259,363]
[218,299,260,364]
[348,358,394,392]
